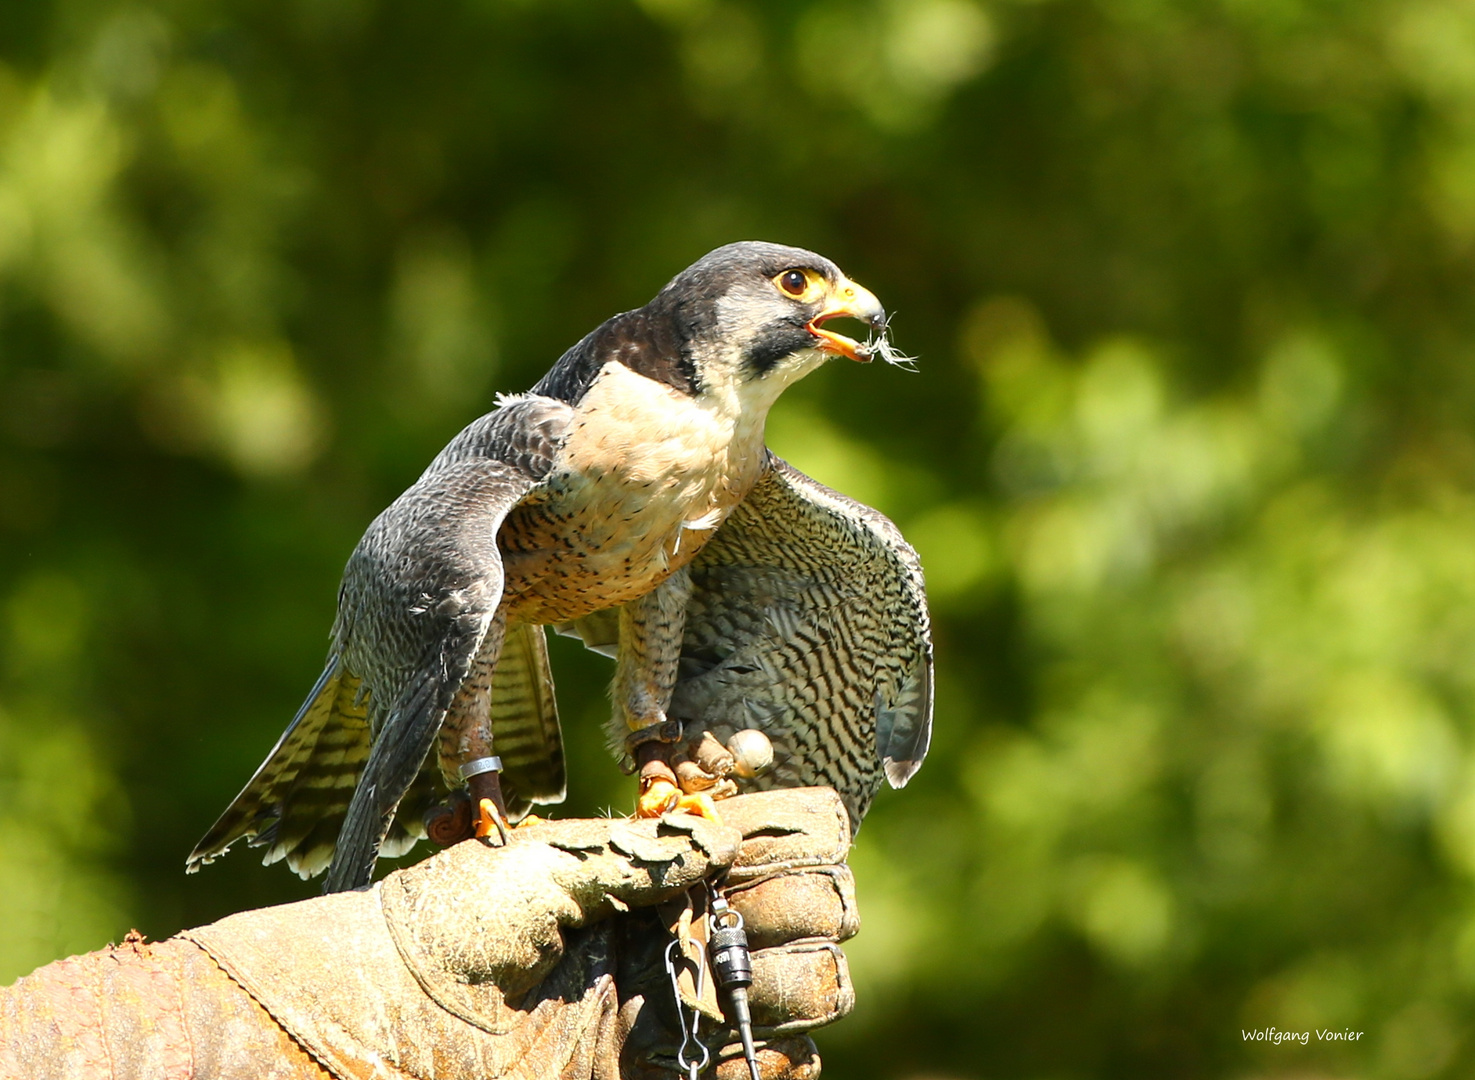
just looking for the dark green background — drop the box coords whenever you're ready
[3,0,1474,1076]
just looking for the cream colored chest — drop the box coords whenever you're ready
[499,363,766,622]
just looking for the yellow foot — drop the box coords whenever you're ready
[637,778,680,818]
[674,791,722,822]
[475,798,510,844]
[514,814,545,829]
[635,779,722,822]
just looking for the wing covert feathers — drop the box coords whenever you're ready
[671,455,933,829]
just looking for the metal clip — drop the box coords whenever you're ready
[664,937,710,1080]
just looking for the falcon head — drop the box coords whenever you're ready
[647,240,904,398]
[532,241,909,409]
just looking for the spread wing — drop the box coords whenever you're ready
[188,396,572,889]
[673,455,932,829]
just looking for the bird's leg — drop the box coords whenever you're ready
[428,611,511,845]
[611,569,718,821]
[467,765,510,845]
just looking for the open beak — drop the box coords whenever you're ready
[807,276,886,363]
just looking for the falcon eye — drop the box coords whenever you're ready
[777,269,811,298]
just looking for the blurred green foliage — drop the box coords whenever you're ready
[4,0,1475,1075]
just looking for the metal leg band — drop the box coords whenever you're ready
[459,756,503,780]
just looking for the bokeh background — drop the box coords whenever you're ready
[4,0,1475,1075]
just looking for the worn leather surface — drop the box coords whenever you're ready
[0,787,857,1080]
[0,934,330,1080]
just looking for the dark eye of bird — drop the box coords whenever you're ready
[780,269,807,296]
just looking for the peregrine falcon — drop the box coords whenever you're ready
[187,241,933,892]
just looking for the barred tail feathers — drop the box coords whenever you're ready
[191,628,564,880]
[186,659,372,876]
[491,622,566,817]
[268,666,374,877]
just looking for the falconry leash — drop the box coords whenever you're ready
[663,884,763,1080]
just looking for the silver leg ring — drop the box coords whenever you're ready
[459,756,503,780]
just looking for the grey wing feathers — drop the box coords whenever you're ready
[429,393,569,476]
[669,455,933,830]
[379,621,564,850]
[323,397,571,889]
[322,458,543,892]
[190,395,572,890]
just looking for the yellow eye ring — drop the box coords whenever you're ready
[775,268,821,300]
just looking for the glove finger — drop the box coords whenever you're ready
[725,866,858,949]
[624,1036,820,1080]
[715,789,851,881]
[747,941,854,1033]
[381,815,740,1003]
[713,1036,821,1080]
[516,814,742,918]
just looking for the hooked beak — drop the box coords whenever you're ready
[807,276,886,363]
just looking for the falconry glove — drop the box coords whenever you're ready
[0,788,857,1080]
